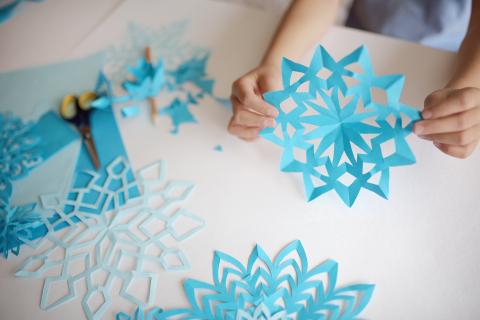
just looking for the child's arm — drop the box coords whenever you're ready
[228,0,339,141]
[414,0,480,158]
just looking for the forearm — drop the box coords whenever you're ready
[447,0,480,89]
[261,0,339,67]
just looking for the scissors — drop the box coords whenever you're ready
[59,92,101,169]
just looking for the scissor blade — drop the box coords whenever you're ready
[81,127,101,170]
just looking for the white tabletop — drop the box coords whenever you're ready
[1,1,479,319]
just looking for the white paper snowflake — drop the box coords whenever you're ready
[16,157,204,320]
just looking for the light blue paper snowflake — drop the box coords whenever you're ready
[16,158,204,320]
[0,199,42,258]
[119,240,374,320]
[105,21,210,85]
[0,112,43,202]
[261,45,421,206]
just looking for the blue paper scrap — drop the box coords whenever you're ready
[213,145,223,152]
[121,105,141,118]
[16,159,205,320]
[118,240,374,319]
[158,98,197,134]
[261,45,420,206]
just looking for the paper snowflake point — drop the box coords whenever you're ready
[261,45,420,206]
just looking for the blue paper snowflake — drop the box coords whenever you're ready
[118,240,374,320]
[0,199,42,258]
[0,112,43,202]
[261,45,421,206]
[16,158,204,320]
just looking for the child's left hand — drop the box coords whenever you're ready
[414,87,480,158]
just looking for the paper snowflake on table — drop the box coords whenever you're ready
[105,21,209,85]
[0,199,41,258]
[16,158,205,320]
[0,112,43,202]
[118,240,374,320]
[261,45,421,206]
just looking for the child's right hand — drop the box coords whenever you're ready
[228,64,281,141]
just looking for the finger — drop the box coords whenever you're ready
[227,121,261,140]
[422,87,480,119]
[424,89,450,109]
[419,125,480,146]
[233,109,276,128]
[433,141,478,159]
[232,80,278,117]
[414,107,480,135]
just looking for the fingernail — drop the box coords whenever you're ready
[268,109,279,117]
[265,119,276,127]
[422,110,432,119]
[414,124,424,134]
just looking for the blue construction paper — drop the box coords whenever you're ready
[0,199,42,258]
[213,145,223,152]
[0,51,138,253]
[159,98,197,134]
[0,0,43,25]
[0,113,42,202]
[91,71,116,109]
[119,240,374,319]
[121,105,140,118]
[261,45,420,206]
[16,159,204,320]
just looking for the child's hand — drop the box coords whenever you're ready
[414,87,480,158]
[228,64,280,141]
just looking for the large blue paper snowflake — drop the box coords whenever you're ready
[261,45,421,206]
[16,158,204,320]
[118,240,375,320]
[0,112,43,202]
[0,199,41,258]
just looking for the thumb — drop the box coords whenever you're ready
[257,73,282,95]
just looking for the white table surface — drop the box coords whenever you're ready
[1,1,480,319]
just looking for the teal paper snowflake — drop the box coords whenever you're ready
[118,240,375,320]
[0,199,41,258]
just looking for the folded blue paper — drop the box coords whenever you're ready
[0,51,138,254]
[117,240,375,319]
[261,45,420,206]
